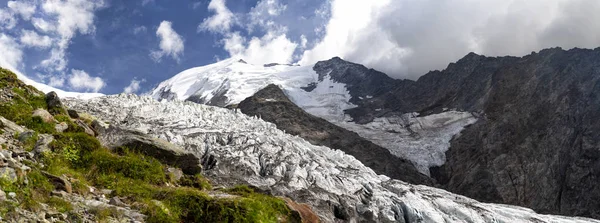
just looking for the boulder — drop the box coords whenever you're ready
[67,109,80,119]
[32,108,55,123]
[0,167,17,183]
[55,122,68,133]
[109,197,129,207]
[33,134,54,155]
[99,127,202,174]
[90,119,109,135]
[0,116,25,134]
[0,190,6,201]
[17,130,35,142]
[75,120,95,136]
[166,167,183,182]
[45,91,65,115]
[41,171,72,193]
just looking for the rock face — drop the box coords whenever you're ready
[238,84,433,186]
[329,48,600,219]
[64,94,600,223]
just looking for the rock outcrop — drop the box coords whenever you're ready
[97,126,203,175]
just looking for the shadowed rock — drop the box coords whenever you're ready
[99,127,202,174]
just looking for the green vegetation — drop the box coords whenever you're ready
[0,67,297,222]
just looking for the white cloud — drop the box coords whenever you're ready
[0,34,23,69]
[151,21,184,62]
[223,32,297,64]
[300,34,307,49]
[199,0,234,33]
[133,25,147,35]
[42,0,104,40]
[0,8,17,29]
[123,78,145,94]
[20,30,52,49]
[31,17,55,33]
[300,0,600,79]
[7,1,36,21]
[48,75,65,87]
[68,69,105,92]
[40,0,105,72]
[199,0,297,64]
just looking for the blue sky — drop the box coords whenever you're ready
[1,0,600,95]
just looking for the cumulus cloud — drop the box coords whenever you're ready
[0,8,17,29]
[7,1,36,21]
[150,21,184,62]
[199,0,297,65]
[247,0,287,32]
[20,30,52,49]
[123,78,145,94]
[300,0,600,79]
[199,0,234,33]
[0,34,23,69]
[68,69,105,92]
[39,0,105,72]
[224,32,297,64]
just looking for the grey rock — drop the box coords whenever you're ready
[34,134,54,155]
[75,119,95,136]
[0,167,17,182]
[109,197,128,207]
[17,130,35,142]
[41,171,72,193]
[46,91,65,115]
[100,127,202,174]
[166,167,183,182]
[8,192,16,199]
[90,119,109,135]
[0,190,6,201]
[32,108,55,123]
[0,116,25,134]
[54,122,68,133]
[67,109,80,118]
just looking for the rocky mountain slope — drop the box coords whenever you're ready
[342,47,600,219]
[64,93,600,223]
[152,47,600,219]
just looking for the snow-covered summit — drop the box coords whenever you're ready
[151,57,356,121]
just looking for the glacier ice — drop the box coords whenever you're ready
[65,94,599,223]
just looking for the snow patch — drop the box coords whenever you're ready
[326,111,477,176]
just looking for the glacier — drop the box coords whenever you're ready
[150,59,478,175]
[65,94,599,223]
